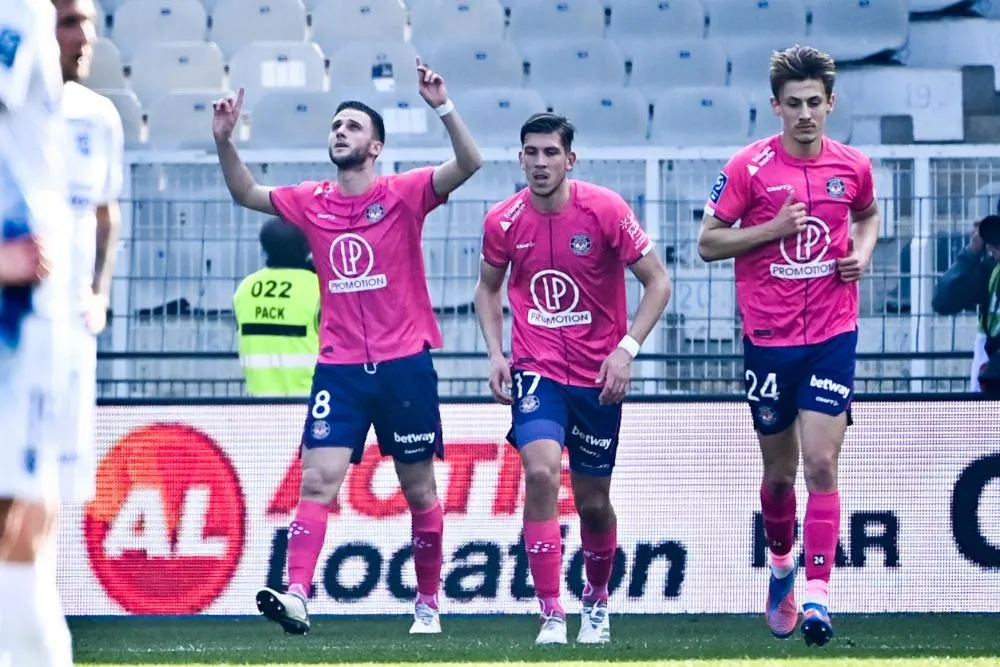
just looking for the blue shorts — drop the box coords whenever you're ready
[301,349,443,464]
[742,330,857,435]
[505,369,622,477]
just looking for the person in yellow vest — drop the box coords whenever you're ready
[234,218,320,396]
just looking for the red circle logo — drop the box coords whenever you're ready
[84,423,246,614]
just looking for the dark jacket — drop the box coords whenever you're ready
[932,246,997,319]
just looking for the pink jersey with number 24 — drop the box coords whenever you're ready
[270,166,446,364]
[705,135,876,347]
[482,180,653,387]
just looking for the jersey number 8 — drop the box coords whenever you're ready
[745,370,779,401]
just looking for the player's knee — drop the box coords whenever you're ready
[300,466,338,503]
[802,451,838,492]
[761,474,796,496]
[524,462,559,491]
[0,501,55,563]
[576,496,613,531]
[400,476,437,512]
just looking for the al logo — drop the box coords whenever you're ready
[83,423,246,614]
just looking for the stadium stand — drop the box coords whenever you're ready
[85,0,1000,397]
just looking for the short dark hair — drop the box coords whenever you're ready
[519,112,575,151]
[335,100,386,144]
[979,215,1000,247]
[769,45,836,100]
[260,218,310,269]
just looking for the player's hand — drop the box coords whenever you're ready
[416,58,449,109]
[487,353,513,405]
[211,87,244,143]
[596,347,632,405]
[770,190,808,239]
[0,236,47,286]
[83,291,109,335]
[836,238,869,283]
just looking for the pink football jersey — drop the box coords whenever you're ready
[270,166,447,364]
[704,135,875,347]
[482,180,653,387]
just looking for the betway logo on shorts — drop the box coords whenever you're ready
[393,432,436,445]
[810,374,851,399]
[328,233,387,294]
[528,269,592,329]
[571,425,611,450]
[770,216,837,280]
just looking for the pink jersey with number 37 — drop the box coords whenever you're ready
[705,135,876,347]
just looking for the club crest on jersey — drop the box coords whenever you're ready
[311,419,331,440]
[756,405,778,427]
[826,178,845,198]
[519,395,540,414]
[0,29,22,70]
[76,133,91,156]
[569,233,592,256]
[365,203,385,223]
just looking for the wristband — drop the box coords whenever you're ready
[434,99,455,117]
[617,335,640,359]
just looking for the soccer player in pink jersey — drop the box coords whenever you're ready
[475,113,671,645]
[211,60,482,636]
[697,46,881,646]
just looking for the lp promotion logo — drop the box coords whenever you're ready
[83,423,247,614]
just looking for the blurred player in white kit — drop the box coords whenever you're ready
[0,0,76,664]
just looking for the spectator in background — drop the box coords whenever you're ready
[932,209,1000,395]
[233,218,319,397]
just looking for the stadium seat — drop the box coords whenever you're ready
[508,0,606,44]
[410,0,506,49]
[970,0,1000,18]
[147,89,232,149]
[84,38,126,90]
[837,66,964,142]
[627,39,727,98]
[901,19,1000,88]
[209,0,308,60]
[111,0,207,62]
[524,39,627,92]
[703,0,806,44]
[727,41,781,107]
[649,87,750,146]
[129,42,225,108]
[547,87,649,146]
[422,40,524,90]
[327,41,421,96]
[808,0,909,63]
[93,1,107,36]
[909,0,963,11]
[229,41,327,110]
[607,0,706,41]
[247,91,337,148]
[310,0,407,46]
[98,89,145,148]
[448,87,547,147]
[338,88,449,147]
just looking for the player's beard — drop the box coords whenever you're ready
[530,174,565,200]
[329,145,368,170]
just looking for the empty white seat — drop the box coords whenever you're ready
[628,39,727,97]
[337,88,449,147]
[449,87,547,147]
[410,0,505,49]
[607,0,705,42]
[901,19,1000,88]
[508,0,606,43]
[93,1,107,36]
[84,37,126,90]
[209,0,307,60]
[111,0,207,62]
[311,0,407,46]
[837,66,964,142]
[727,41,781,106]
[97,89,145,148]
[422,40,524,89]
[524,39,626,91]
[229,41,327,109]
[129,41,224,108]
[248,91,336,148]
[327,41,421,95]
[703,0,805,43]
[809,0,908,63]
[971,0,1000,19]
[547,87,648,146]
[910,0,962,10]
[650,87,750,146]
[148,89,231,149]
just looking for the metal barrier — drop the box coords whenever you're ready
[97,144,1000,398]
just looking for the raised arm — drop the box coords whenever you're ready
[212,87,277,215]
[415,59,483,197]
